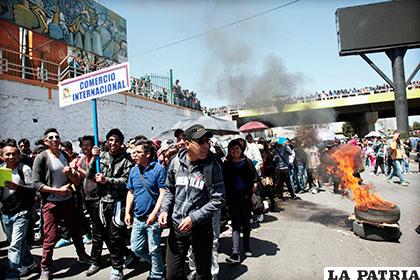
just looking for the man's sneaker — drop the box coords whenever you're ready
[78,253,93,264]
[83,234,92,244]
[226,253,240,263]
[86,264,101,276]
[244,251,253,257]
[39,269,51,280]
[20,261,37,276]
[55,238,72,248]
[256,214,264,223]
[401,181,409,186]
[110,268,123,280]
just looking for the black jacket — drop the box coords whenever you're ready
[222,158,258,202]
[87,150,133,202]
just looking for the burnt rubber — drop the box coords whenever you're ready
[352,220,401,242]
[354,205,400,224]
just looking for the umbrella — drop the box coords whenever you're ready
[239,121,268,133]
[153,129,176,141]
[365,131,381,138]
[171,115,239,135]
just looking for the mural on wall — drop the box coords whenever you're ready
[0,0,127,63]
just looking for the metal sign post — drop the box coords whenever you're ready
[92,99,101,172]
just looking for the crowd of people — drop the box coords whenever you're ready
[129,78,202,110]
[0,126,418,280]
[204,81,420,116]
[360,133,418,185]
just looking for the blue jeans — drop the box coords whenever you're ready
[297,165,308,191]
[387,159,405,182]
[403,159,409,173]
[1,210,34,277]
[130,218,164,279]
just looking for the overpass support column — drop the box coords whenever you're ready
[386,48,409,134]
[351,111,378,138]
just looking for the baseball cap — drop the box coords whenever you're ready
[184,124,213,141]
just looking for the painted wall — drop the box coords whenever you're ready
[0,79,202,145]
[0,0,127,62]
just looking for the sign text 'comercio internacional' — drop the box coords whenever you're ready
[59,62,130,107]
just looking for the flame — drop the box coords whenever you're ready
[325,144,394,211]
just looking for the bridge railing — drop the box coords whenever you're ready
[206,81,420,116]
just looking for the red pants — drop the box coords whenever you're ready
[41,199,85,269]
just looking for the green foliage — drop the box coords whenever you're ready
[342,122,354,138]
[412,121,420,130]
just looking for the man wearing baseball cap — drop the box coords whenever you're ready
[159,124,225,279]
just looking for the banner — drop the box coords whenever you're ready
[59,62,130,107]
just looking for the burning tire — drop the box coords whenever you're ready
[352,221,401,242]
[354,205,400,224]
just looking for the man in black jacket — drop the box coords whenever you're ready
[86,128,133,280]
[1,142,36,279]
[159,124,225,279]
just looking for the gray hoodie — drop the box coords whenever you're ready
[161,149,225,227]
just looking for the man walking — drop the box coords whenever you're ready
[1,142,36,280]
[387,132,409,186]
[125,140,166,280]
[86,128,133,280]
[244,134,262,175]
[32,128,91,280]
[273,138,298,200]
[158,124,225,280]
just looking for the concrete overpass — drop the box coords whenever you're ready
[234,87,420,137]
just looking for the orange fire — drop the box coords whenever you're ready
[325,144,394,211]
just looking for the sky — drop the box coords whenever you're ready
[100,0,419,108]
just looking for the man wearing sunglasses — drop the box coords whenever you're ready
[159,124,225,279]
[32,128,91,280]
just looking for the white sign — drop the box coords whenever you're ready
[324,267,419,280]
[59,62,130,107]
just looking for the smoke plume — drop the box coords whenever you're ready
[202,25,305,105]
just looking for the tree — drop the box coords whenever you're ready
[412,121,420,130]
[342,122,354,138]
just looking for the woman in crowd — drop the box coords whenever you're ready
[223,139,258,263]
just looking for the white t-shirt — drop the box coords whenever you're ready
[47,152,72,202]
[1,165,32,200]
[244,142,263,175]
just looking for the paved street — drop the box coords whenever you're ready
[1,165,419,280]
